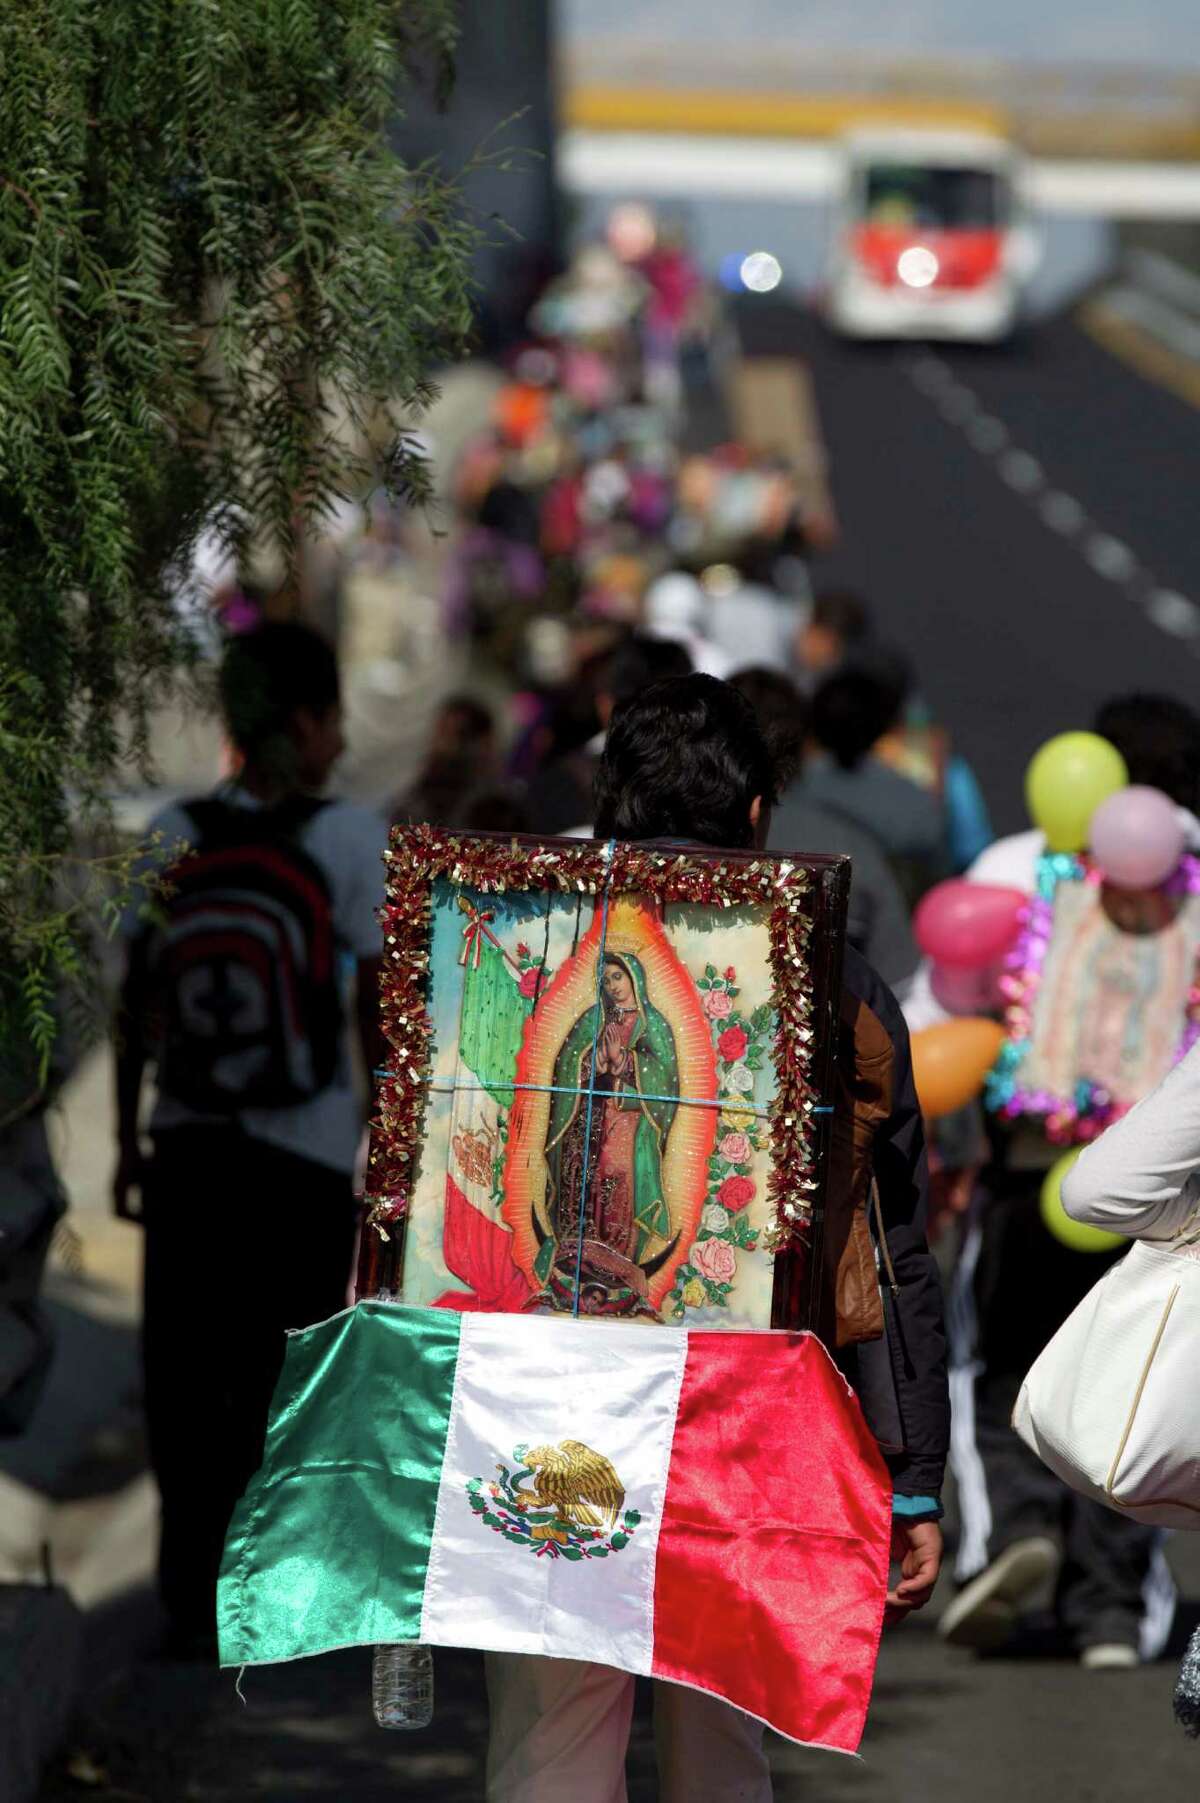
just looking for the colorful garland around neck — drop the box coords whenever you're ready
[985,849,1200,1146]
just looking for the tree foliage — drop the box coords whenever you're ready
[0,0,480,1079]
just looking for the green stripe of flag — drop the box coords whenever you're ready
[218,1304,462,1666]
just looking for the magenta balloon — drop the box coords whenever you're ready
[930,959,1008,1017]
[914,881,1028,969]
[1089,786,1185,891]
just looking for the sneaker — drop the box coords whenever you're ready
[1080,1642,1139,1671]
[938,1536,1060,1651]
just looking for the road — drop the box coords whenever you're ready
[38,1577,1200,1800]
[734,297,1200,834]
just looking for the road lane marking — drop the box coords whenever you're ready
[1040,491,1086,534]
[938,385,979,422]
[999,450,1044,491]
[1147,589,1200,636]
[1127,248,1200,318]
[1080,298,1200,411]
[967,414,1008,453]
[905,356,1200,656]
[1086,533,1138,581]
[910,357,954,395]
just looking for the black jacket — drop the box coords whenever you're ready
[834,946,950,1500]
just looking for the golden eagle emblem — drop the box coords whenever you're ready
[513,1440,625,1531]
[467,1441,640,1561]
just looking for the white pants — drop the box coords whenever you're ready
[485,1653,772,1803]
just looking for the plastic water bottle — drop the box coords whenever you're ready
[372,1642,434,1729]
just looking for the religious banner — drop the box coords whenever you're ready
[988,849,1200,1143]
[359,828,850,1329]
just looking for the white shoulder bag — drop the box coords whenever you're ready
[1013,1226,1200,1530]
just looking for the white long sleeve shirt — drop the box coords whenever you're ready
[1061,1037,1200,1242]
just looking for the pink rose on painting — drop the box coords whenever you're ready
[717,1173,755,1211]
[718,1130,752,1166]
[717,1025,748,1064]
[703,988,733,1020]
[692,1238,737,1284]
[518,965,545,998]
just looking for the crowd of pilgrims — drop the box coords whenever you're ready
[173,211,1200,1680]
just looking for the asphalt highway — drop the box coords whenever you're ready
[735,297,1200,836]
[41,1594,1200,1800]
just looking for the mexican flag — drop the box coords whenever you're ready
[218,1304,892,1754]
[456,904,534,1108]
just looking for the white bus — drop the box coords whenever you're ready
[825,127,1035,343]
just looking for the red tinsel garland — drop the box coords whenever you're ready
[364,825,822,1289]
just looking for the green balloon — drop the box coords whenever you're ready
[1025,732,1129,854]
[1039,1149,1124,1253]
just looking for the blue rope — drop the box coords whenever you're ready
[570,840,616,1317]
[418,1075,772,1118]
[371,1081,834,1121]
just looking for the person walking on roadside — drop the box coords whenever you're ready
[937,697,1200,1672]
[803,664,947,906]
[730,664,919,991]
[484,675,949,1803]
[114,623,385,1655]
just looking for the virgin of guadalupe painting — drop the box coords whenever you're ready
[363,828,850,1331]
[541,954,678,1313]
[505,899,718,1318]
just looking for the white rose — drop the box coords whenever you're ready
[702,1203,729,1234]
[725,1062,754,1095]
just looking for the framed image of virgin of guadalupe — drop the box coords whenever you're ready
[359,828,849,1330]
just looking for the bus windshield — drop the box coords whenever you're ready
[861,164,1004,232]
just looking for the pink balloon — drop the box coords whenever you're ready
[930,959,1007,1017]
[1089,786,1185,890]
[914,881,1028,969]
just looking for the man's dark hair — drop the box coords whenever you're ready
[811,588,872,647]
[593,674,774,849]
[811,668,902,771]
[729,666,809,791]
[1093,693,1200,812]
[603,632,693,706]
[218,623,340,755]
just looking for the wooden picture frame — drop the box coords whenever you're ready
[358,827,849,1331]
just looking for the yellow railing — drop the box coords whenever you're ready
[560,53,1200,159]
[564,87,1009,141]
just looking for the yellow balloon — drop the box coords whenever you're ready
[910,1018,1007,1119]
[1039,1149,1124,1253]
[1025,732,1128,854]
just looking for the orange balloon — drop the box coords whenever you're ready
[910,1018,1006,1120]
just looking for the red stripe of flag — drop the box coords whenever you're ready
[651,1331,892,1753]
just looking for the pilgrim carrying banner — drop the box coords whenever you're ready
[219,833,896,1751]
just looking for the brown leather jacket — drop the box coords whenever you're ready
[818,946,949,1501]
